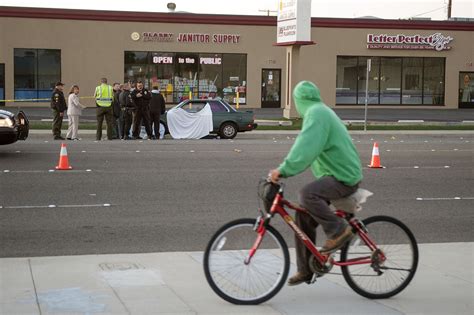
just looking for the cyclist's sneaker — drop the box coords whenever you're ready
[287,272,313,286]
[321,226,354,253]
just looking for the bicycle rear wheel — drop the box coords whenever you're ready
[203,218,290,305]
[341,215,418,299]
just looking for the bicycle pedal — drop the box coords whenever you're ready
[308,274,318,284]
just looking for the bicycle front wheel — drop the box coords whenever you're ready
[203,218,290,305]
[341,215,418,299]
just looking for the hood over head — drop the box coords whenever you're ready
[293,81,322,118]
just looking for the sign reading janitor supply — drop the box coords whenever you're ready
[277,0,311,44]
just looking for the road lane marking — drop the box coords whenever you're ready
[0,203,113,209]
[2,170,94,174]
[416,197,474,201]
[383,166,452,169]
[398,120,424,123]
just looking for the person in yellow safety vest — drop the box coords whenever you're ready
[94,77,115,140]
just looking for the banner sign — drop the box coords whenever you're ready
[277,0,312,44]
[367,33,453,51]
[132,32,240,44]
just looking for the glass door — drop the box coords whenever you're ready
[459,72,474,109]
[261,69,281,108]
[0,64,5,106]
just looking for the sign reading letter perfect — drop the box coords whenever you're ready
[277,0,311,45]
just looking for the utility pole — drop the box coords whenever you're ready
[447,0,452,19]
[258,9,278,16]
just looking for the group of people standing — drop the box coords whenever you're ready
[50,78,166,141]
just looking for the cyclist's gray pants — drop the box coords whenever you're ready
[296,176,358,274]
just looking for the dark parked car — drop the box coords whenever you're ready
[161,99,257,139]
[0,110,29,145]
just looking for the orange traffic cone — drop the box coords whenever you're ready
[368,142,384,168]
[55,143,73,170]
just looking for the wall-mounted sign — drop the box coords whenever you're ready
[133,32,240,44]
[131,32,140,41]
[277,0,311,44]
[143,32,174,42]
[178,57,196,64]
[367,33,453,51]
[177,33,240,44]
[200,57,222,65]
[153,56,173,64]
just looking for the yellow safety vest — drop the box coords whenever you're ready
[95,84,113,107]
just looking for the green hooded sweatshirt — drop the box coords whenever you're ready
[278,81,363,186]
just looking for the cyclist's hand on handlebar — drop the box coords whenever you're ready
[268,169,281,183]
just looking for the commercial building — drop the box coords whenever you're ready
[0,6,473,109]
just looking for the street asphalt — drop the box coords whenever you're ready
[1,132,473,258]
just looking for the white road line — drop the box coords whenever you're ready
[462,120,474,123]
[398,120,424,123]
[3,170,93,173]
[394,166,451,169]
[416,197,474,201]
[0,204,112,209]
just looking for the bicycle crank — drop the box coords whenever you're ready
[309,254,334,278]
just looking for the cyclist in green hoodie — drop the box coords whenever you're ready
[269,81,363,286]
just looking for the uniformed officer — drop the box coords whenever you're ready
[130,81,153,140]
[50,82,67,140]
[119,83,134,140]
[94,77,114,140]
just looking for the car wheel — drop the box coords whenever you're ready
[219,122,238,139]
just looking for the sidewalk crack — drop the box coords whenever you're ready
[28,259,42,315]
[106,283,132,315]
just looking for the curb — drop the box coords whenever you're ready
[28,129,474,135]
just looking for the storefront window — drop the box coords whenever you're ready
[150,52,174,103]
[459,72,474,108]
[198,53,222,100]
[222,54,247,104]
[402,58,423,105]
[124,51,150,88]
[37,50,62,99]
[380,57,402,104]
[174,53,199,103]
[423,58,445,105]
[14,49,61,101]
[336,56,445,106]
[357,57,380,105]
[336,56,357,104]
[124,51,247,104]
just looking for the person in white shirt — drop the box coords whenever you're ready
[66,85,87,140]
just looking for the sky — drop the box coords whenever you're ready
[0,0,473,20]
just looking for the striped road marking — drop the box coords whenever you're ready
[416,197,474,201]
[3,170,92,173]
[0,204,111,209]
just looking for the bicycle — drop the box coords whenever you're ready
[203,180,418,305]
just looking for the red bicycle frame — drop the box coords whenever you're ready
[246,192,385,267]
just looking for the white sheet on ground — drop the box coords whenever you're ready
[167,104,213,139]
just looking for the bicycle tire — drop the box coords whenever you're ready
[203,218,290,305]
[341,215,419,299]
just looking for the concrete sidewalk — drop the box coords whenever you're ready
[1,242,472,315]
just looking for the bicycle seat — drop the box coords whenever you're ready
[330,188,373,214]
